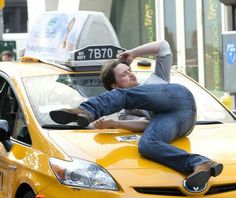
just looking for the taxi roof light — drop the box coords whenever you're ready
[23,11,126,71]
[24,11,121,60]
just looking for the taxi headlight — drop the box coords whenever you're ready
[49,157,118,191]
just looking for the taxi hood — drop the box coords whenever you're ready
[48,123,236,169]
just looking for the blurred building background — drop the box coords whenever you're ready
[0,0,236,105]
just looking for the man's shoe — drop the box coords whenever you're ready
[185,161,223,187]
[50,108,93,127]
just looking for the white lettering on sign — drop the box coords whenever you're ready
[88,48,113,59]
[94,49,101,59]
[76,55,86,60]
[76,51,86,60]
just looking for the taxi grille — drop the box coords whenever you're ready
[133,187,184,196]
[134,183,236,196]
[206,184,236,195]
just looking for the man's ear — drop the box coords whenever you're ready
[111,83,119,89]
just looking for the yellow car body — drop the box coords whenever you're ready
[0,11,236,198]
[0,59,236,198]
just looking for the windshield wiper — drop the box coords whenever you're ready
[42,124,85,129]
[196,121,223,125]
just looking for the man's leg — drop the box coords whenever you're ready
[138,110,205,173]
[138,110,223,187]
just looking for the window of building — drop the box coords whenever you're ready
[164,0,177,65]
[184,0,198,81]
[233,5,236,30]
[3,0,28,33]
[110,0,156,49]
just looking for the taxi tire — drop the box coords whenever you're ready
[22,190,35,198]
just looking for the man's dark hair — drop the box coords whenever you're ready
[100,59,129,91]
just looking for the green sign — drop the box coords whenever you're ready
[142,0,156,44]
[203,0,222,93]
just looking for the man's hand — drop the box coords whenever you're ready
[117,50,135,65]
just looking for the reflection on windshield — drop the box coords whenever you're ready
[135,69,234,123]
[23,74,106,125]
[56,74,105,97]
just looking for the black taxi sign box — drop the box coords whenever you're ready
[73,45,126,61]
[60,45,127,71]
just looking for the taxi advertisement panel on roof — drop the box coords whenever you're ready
[25,12,88,60]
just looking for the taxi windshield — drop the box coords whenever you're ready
[23,74,106,126]
[22,70,235,128]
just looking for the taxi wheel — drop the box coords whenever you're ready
[22,190,35,198]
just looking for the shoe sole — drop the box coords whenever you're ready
[50,110,90,127]
[186,163,223,187]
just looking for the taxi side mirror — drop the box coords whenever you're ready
[0,120,13,152]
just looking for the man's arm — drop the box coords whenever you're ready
[92,117,150,132]
[154,40,173,82]
[118,40,170,65]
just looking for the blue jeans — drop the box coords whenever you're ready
[80,83,210,174]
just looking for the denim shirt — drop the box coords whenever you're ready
[118,41,173,121]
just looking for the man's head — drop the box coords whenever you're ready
[100,59,138,90]
[1,51,13,61]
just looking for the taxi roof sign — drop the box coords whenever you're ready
[24,11,121,64]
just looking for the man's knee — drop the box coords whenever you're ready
[138,138,146,155]
[138,137,162,156]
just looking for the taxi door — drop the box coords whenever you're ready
[0,78,11,197]
[0,144,9,197]
[0,76,33,197]
[0,76,24,197]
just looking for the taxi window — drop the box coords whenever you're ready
[23,73,106,126]
[0,78,31,144]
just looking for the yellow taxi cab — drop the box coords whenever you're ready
[0,11,236,198]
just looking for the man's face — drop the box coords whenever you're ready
[112,63,138,89]
[2,55,12,61]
